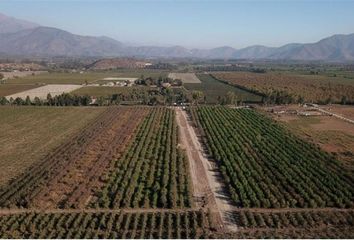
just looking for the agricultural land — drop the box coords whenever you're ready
[184,74,262,104]
[1,65,354,238]
[213,71,354,104]
[0,106,105,187]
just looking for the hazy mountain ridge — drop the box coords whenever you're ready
[0,13,39,34]
[0,12,353,61]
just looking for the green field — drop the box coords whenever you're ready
[0,106,105,187]
[7,70,168,85]
[184,74,262,103]
[192,106,354,208]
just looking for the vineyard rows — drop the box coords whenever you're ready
[225,209,354,238]
[191,106,354,208]
[95,107,193,208]
[0,210,211,239]
[0,107,150,209]
[235,209,354,228]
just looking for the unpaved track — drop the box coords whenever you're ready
[175,107,237,232]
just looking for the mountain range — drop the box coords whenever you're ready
[0,12,353,61]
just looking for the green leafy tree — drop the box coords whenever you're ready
[25,96,31,105]
[192,91,204,105]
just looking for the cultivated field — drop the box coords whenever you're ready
[6,84,83,100]
[192,106,353,208]
[0,210,211,239]
[226,209,354,238]
[1,105,354,238]
[0,107,105,187]
[0,107,149,209]
[168,73,201,83]
[0,84,38,97]
[0,71,46,80]
[91,108,193,209]
[271,105,354,172]
[185,106,354,237]
[213,72,354,104]
[184,74,262,103]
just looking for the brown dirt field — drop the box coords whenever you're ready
[30,107,150,209]
[0,84,39,96]
[323,104,354,119]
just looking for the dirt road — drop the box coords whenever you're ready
[175,107,237,232]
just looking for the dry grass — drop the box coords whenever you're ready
[0,106,105,187]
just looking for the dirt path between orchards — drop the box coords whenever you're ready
[175,107,237,232]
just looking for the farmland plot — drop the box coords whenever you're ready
[0,107,150,209]
[0,210,212,239]
[214,71,354,103]
[168,73,201,83]
[0,84,38,97]
[226,209,354,238]
[6,84,83,100]
[192,106,354,208]
[0,107,105,187]
[96,107,193,209]
[184,74,262,103]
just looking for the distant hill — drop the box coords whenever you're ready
[0,12,39,34]
[0,12,353,61]
[0,26,126,57]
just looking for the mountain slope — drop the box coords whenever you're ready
[0,26,125,56]
[0,13,39,34]
[0,12,353,61]
[274,34,354,60]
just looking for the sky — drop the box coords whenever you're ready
[1,0,354,49]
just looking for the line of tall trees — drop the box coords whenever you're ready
[0,93,92,106]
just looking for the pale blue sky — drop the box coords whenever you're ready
[1,0,354,49]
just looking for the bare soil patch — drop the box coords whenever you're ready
[0,84,38,97]
[6,84,82,100]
